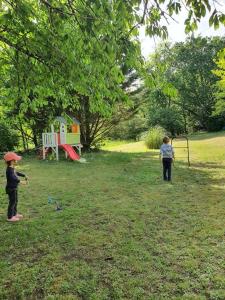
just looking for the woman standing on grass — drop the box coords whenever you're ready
[4,152,28,222]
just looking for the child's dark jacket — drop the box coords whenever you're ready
[6,167,26,193]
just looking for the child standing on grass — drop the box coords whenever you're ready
[160,136,175,182]
[4,152,28,222]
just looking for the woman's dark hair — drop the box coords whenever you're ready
[163,136,170,143]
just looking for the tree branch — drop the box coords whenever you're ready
[128,0,149,36]
[0,35,48,65]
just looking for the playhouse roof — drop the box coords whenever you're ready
[55,116,67,124]
[71,117,80,125]
[55,115,80,125]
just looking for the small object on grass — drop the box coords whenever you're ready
[48,196,54,204]
[48,196,62,211]
[104,256,114,261]
[56,201,62,211]
[78,158,87,163]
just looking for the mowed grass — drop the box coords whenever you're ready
[0,132,225,299]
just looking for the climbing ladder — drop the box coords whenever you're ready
[171,136,190,167]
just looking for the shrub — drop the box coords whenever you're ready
[145,126,166,149]
[107,116,148,140]
[0,122,19,152]
[137,130,148,141]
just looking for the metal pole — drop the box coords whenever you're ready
[187,137,190,167]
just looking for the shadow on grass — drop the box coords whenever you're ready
[189,161,225,170]
[188,131,225,141]
[94,150,221,187]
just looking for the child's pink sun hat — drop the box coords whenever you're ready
[4,152,22,162]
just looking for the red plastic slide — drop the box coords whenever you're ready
[60,144,80,161]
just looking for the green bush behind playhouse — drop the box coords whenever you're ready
[0,122,19,152]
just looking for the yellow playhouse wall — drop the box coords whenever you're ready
[66,133,80,144]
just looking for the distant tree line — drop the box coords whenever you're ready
[109,36,225,140]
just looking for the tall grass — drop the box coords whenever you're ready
[145,126,165,149]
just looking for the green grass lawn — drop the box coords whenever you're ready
[0,132,225,299]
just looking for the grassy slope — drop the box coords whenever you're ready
[0,132,225,300]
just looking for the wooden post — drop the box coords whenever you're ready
[54,133,59,161]
[43,146,45,160]
[56,146,59,161]
[42,133,45,160]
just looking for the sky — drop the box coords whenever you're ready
[139,0,225,59]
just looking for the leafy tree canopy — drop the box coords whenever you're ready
[0,0,224,148]
[144,36,225,133]
[213,48,225,116]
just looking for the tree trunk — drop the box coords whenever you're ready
[18,121,28,151]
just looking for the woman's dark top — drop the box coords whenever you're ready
[6,166,26,190]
